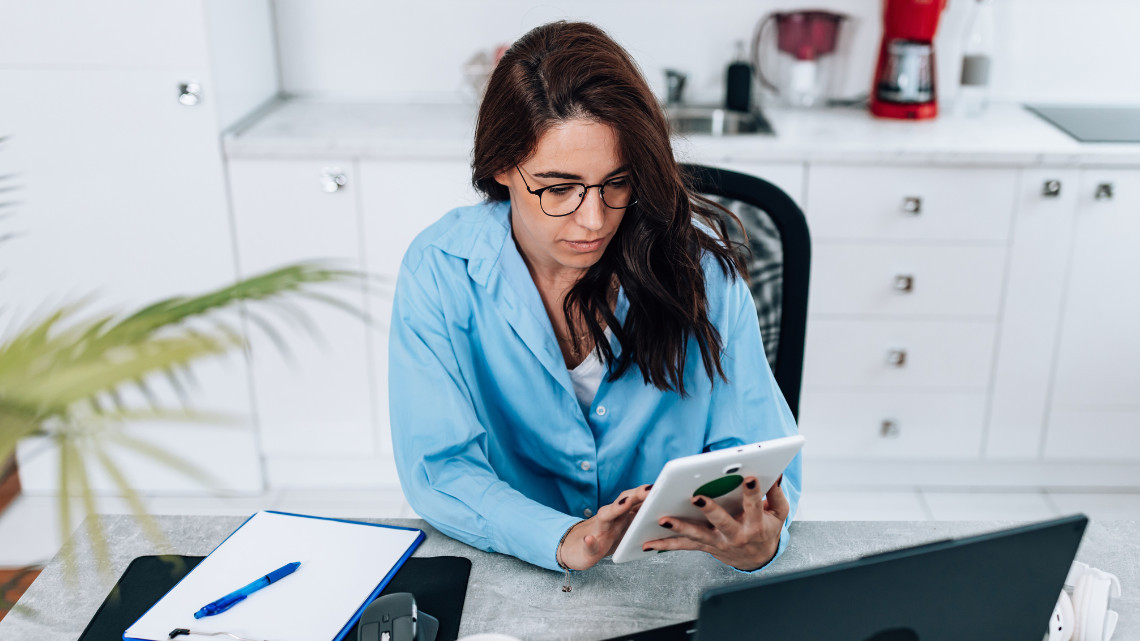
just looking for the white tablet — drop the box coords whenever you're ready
[610,434,804,564]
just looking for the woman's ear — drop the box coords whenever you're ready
[493,170,512,188]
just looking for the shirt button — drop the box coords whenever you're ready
[596,405,607,416]
[580,461,591,471]
[583,508,593,518]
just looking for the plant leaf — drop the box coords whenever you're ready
[0,260,366,577]
[103,430,224,492]
[69,436,111,575]
[90,439,169,552]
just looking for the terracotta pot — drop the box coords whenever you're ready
[0,455,19,517]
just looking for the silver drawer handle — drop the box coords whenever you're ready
[1095,182,1114,201]
[1042,179,1062,197]
[319,168,348,193]
[886,349,908,367]
[880,419,901,439]
[178,82,202,106]
[893,274,915,293]
[902,196,922,215]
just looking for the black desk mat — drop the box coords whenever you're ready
[79,555,471,641]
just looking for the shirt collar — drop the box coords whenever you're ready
[456,200,628,388]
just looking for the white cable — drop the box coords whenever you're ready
[168,628,266,641]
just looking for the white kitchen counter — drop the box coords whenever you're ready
[224,97,1140,167]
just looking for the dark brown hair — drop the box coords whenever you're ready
[472,21,746,395]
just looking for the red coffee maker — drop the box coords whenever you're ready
[870,0,947,119]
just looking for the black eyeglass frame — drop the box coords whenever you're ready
[515,166,638,217]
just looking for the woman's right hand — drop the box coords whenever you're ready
[557,484,652,571]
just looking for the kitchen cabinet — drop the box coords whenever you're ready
[228,159,376,459]
[798,164,1017,460]
[985,169,1081,460]
[214,100,1140,490]
[1,1,278,493]
[0,1,210,69]
[1044,170,1140,460]
[224,158,481,489]
[358,160,481,469]
[0,0,277,131]
[220,148,1140,485]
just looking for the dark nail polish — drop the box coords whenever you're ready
[645,484,653,491]
[644,547,655,552]
[706,522,716,530]
[661,521,673,529]
[693,497,706,508]
[619,497,627,505]
[745,479,757,490]
[777,474,784,487]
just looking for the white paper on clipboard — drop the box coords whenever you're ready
[124,511,424,641]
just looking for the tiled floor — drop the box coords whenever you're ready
[1,487,1137,568]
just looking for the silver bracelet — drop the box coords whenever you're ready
[557,523,576,592]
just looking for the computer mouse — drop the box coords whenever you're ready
[357,592,438,641]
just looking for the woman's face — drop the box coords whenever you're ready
[495,118,629,282]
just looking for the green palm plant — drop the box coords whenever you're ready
[0,263,365,575]
[0,137,372,587]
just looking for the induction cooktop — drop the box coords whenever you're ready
[1026,104,1140,143]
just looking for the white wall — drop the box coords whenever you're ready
[271,0,1140,106]
[988,0,1140,104]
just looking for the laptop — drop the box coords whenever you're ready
[605,514,1088,641]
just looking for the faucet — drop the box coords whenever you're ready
[664,69,687,106]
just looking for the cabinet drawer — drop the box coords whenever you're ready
[806,165,1017,241]
[798,391,987,460]
[810,244,1007,317]
[802,319,997,389]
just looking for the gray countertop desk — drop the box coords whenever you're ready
[1,515,1136,641]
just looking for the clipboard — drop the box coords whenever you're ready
[78,555,472,641]
[122,511,425,641]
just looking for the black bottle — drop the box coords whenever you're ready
[725,41,752,112]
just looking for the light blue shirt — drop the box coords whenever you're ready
[389,200,802,573]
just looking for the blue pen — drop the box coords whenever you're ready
[194,561,301,619]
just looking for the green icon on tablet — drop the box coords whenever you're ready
[693,474,743,499]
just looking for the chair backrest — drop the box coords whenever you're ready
[680,164,811,420]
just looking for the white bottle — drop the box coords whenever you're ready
[957,0,994,118]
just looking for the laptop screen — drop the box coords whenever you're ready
[696,515,1087,641]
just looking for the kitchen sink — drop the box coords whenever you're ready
[666,105,774,136]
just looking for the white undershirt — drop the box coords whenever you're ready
[568,327,612,417]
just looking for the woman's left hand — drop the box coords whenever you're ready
[642,475,788,571]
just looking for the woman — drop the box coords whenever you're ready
[389,21,801,574]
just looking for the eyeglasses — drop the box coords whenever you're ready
[516,166,637,217]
